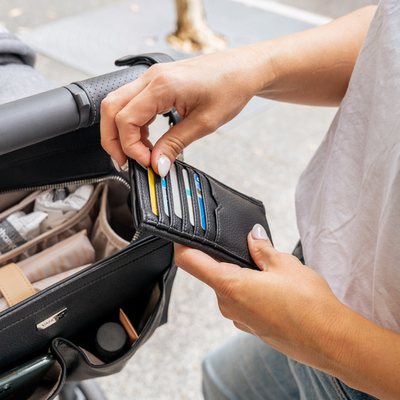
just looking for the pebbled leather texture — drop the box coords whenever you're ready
[74,64,149,126]
[0,236,174,387]
[74,53,175,126]
[130,159,273,269]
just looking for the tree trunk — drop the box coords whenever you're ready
[168,0,226,53]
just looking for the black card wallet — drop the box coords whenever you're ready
[129,158,273,269]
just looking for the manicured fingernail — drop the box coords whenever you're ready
[120,160,129,172]
[157,155,171,177]
[251,224,269,241]
[111,158,121,172]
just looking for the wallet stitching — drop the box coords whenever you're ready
[0,242,171,333]
[175,163,194,237]
[187,166,205,239]
[199,174,216,242]
[146,224,252,266]
[154,172,170,228]
[165,172,181,232]
[175,160,264,209]
[215,204,222,244]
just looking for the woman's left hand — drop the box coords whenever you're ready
[174,224,347,371]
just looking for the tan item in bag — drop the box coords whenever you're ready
[0,263,36,307]
[91,184,129,261]
[0,230,95,304]
[0,265,90,312]
[17,230,94,283]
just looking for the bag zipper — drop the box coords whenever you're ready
[0,174,130,195]
[0,174,142,242]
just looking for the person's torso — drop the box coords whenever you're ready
[295,0,400,332]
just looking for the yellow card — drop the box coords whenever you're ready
[148,166,158,216]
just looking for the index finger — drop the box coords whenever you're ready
[100,76,150,166]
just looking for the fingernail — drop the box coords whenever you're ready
[111,158,121,172]
[120,160,129,172]
[251,224,269,241]
[157,155,171,177]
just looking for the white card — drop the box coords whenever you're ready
[182,168,194,226]
[170,164,182,219]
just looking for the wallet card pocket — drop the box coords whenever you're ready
[153,171,170,229]
[185,166,206,240]
[174,162,195,238]
[129,158,272,269]
[196,173,217,243]
[205,175,272,266]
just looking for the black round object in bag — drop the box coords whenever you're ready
[95,322,127,360]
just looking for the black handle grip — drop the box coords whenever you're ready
[73,63,150,126]
[74,53,175,126]
[0,53,174,156]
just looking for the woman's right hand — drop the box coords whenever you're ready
[100,46,263,176]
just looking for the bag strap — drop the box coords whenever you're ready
[0,263,35,307]
[114,53,183,127]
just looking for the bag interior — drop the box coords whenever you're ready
[0,176,164,400]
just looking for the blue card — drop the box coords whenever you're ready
[194,173,206,230]
[161,177,170,217]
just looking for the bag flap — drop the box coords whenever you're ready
[0,125,116,193]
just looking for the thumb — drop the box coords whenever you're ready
[248,224,275,271]
[150,112,214,177]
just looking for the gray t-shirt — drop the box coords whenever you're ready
[296,0,400,333]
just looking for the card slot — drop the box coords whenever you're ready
[154,173,170,229]
[164,171,182,233]
[174,163,194,238]
[133,163,159,227]
[186,167,205,239]
[197,173,217,243]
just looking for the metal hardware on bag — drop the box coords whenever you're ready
[132,231,141,242]
[0,383,12,393]
[64,84,91,129]
[36,308,67,331]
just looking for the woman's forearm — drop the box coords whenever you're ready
[318,304,400,399]
[247,6,377,106]
[100,6,377,171]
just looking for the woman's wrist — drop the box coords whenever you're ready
[305,299,400,399]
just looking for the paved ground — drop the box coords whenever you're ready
[0,1,372,399]
[0,0,378,33]
[273,0,378,18]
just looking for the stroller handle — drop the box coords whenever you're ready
[0,53,174,156]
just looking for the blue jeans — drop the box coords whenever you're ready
[202,332,377,400]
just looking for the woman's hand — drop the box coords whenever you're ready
[100,47,263,176]
[174,224,346,369]
[99,6,376,175]
[174,224,400,399]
